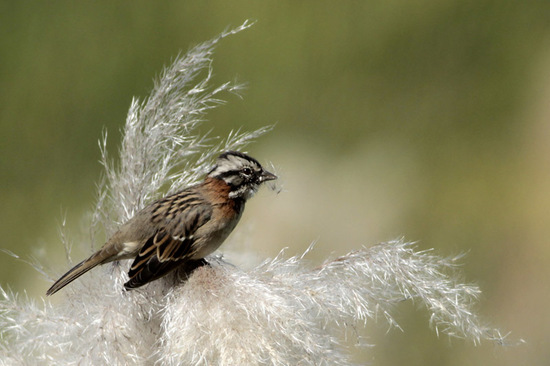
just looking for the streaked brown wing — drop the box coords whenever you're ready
[125,203,212,289]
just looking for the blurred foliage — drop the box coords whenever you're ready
[1,1,550,365]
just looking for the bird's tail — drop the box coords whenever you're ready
[46,251,108,296]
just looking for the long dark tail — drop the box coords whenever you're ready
[46,252,107,296]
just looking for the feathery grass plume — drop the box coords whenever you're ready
[157,241,509,366]
[0,21,508,365]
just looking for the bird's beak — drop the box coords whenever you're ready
[260,170,277,182]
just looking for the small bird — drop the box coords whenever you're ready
[46,151,277,295]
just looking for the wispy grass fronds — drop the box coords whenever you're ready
[0,21,507,365]
[157,241,507,366]
[94,19,262,236]
[0,240,508,365]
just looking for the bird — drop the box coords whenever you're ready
[46,151,277,295]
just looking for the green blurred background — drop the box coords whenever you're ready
[2,1,549,364]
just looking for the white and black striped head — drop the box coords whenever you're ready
[208,151,277,200]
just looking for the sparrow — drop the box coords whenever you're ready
[46,151,277,295]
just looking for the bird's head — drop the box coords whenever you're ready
[208,151,277,200]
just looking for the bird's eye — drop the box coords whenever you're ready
[242,167,253,176]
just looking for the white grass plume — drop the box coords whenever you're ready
[0,21,509,365]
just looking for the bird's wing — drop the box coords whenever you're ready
[125,202,212,289]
